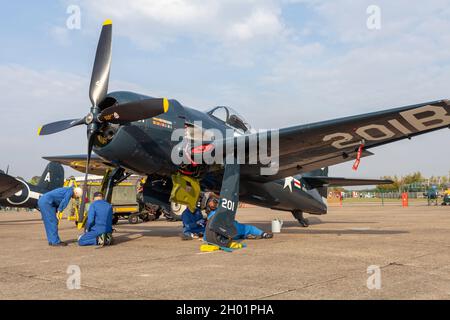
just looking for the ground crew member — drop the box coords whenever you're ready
[38,186,83,246]
[205,194,273,240]
[181,206,206,240]
[78,192,113,246]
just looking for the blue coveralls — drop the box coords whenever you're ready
[37,187,74,245]
[181,207,205,236]
[78,200,113,246]
[207,210,263,240]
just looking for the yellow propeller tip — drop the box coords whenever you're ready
[103,19,112,26]
[163,98,170,113]
[37,126,43,136]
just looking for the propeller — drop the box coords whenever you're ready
[38,19,170,223]
[98,98,169,124]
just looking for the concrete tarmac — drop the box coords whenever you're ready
[0,205,449,299]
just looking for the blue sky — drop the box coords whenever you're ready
[1,0,450,180]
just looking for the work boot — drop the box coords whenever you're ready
[97,234,105,246]
[49,242,68,247]
[261,232,273,239]
[180,233,193,240]
[105,233,113,246]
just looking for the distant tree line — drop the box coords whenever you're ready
[376,172,450,192]
[29,176,40,185]
[327,171,450,194]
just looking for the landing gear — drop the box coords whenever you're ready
[292,210,309,227]
[163,202,185,221]
[139,204,162,222]
[128,213,140,224]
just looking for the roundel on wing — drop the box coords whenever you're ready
[7,180,30,205]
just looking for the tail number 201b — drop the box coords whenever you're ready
[323,104,450,149]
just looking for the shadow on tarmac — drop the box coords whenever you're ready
[108,216,408,245]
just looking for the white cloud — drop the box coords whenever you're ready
[49,26,72,47]
[77,0,286,54]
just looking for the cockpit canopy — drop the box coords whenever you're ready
[206,106,253,134]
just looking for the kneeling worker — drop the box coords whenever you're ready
[78,192,113,246]
[205,194,273,240]
[38,186,83,246]
[181,206,206,240]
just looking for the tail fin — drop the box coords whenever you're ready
[37,162,64,191]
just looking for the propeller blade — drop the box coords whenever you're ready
[89,19,112,107]
[78,133,95,224]
[38,118,85,136]
[98,98,169,124]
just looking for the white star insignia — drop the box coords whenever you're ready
[284,176,294,192]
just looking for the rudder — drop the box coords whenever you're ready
[37,162,64,191]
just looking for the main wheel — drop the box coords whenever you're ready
[140,212,152,222]
[112,215,119,225]
[205,227,232,247]
[164,202,186,221]
[142,204,160,221]
[128,214,140,224]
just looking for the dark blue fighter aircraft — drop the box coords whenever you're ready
[0,162,64,209]
[38,20,450,247]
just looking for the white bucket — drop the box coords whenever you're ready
[271,219,283,233]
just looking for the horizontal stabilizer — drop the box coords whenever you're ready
[303,176,393,188]
[0,173,22,199]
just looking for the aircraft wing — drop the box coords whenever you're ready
[0,172,22,199]
[232,99,450,181]
[42,154,115,176]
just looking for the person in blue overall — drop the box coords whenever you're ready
[78,192,113,246]
[38,186,83,246]
[205,194,273,240]
[181,206,206,240]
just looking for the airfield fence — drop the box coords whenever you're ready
[328,191,442,207]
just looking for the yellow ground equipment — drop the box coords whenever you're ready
[58,177,145,228]
[59,177,85,229]
[200,241,246,252]
[170,173,201,212]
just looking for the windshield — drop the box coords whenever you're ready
[206,106,253,133]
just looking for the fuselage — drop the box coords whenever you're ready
[93,91,328,215]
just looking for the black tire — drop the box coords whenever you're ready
[154,209,162,220]
[205,227,232,247]
[164,202,185,221]
[128,214,140,224]
[292,210,309,228]
[112,215,119,225]
[140,212,151,222]
[299,218,309,228]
